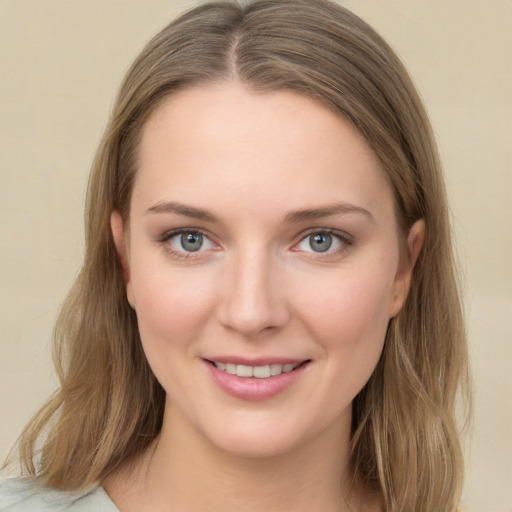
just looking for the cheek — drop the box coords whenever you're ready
[291,264,395,382]
[128,262,220,399]
[300,271,392,337]
[129,259,217,351]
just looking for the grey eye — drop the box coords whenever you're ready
[296,231,344,254]
[168,231,210,253]
[308,233,333,252]
[179,232,203,252]
[166,230,216,256]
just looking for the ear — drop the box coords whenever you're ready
[110,210,135,308]
[388,219,425,318]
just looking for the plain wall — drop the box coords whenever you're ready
[0,1,511,511]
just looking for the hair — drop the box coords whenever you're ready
[9,1,470,510]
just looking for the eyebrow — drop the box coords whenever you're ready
[283,203,374,223]
[146,200,373,225]
[146,201,217,221]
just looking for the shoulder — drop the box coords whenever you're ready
[0,477,118,511]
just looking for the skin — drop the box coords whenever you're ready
[106,82,424,512]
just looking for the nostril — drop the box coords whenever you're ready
[216,264,291,337]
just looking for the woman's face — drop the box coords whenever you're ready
[112,82,419,458]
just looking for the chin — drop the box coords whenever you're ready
[209,430,302,460]
[195,407,347,462]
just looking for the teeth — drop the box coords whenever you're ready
[253,365,271,378]
[236,365,253,377]
[213,362,300,378]
[270,364,282,376]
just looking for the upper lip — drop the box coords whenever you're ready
[204,356,309,366]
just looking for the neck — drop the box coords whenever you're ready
[104,403,371,512]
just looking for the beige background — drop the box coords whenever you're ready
[0,1,511,510]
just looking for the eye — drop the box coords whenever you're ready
[166,230,216,254]
[295,230,350,254]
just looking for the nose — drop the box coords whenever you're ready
[217,248,290,339]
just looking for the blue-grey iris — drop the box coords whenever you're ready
[181,232,203,252]
[309,233,332,252]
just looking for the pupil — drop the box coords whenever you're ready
[310,233,332,252]
[181,232,203,252]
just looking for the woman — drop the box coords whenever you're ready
[1,0,470,510]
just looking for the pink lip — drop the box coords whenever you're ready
[204,359,310,401]
[206,356,305,366]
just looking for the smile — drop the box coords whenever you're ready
[212,361,301,379]
[206,358,310,400]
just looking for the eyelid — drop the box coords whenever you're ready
[156,227,220,259]
[155,226,352,260]
[291,228,353,256]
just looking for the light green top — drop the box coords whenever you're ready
[0,477,118,511]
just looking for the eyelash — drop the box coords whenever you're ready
[156,228,218,260]
[156,228,353,260]
[292,228,353,258]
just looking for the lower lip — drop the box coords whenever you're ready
[205,360,310,401]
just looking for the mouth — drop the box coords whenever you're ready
[206,360,309,379]
[204,358,311,400]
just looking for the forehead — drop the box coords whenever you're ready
[131,82,394,222]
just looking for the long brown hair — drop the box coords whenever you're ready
[11,1,470,510]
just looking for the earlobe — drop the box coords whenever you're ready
[110,210,135,308]
[389,219,426,318]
